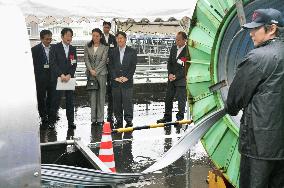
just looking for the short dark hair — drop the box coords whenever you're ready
[87,28,106,47]
[263,24,280,36]
[40,29,52,39]
[115,31,127,39]
[177,31,187,40]
[103,21,111,28]
[92,28,103,36]
[61,28,73,37]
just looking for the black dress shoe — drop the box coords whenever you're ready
[66,128,75,140]
[125,122,133,128]
[176,117,184,121]
[68,122,76,129]
[157,117,172,123]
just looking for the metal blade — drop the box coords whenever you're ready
[142,108,226,173]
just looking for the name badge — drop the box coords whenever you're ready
[44,64,49,69]
[110,44,114,48]
[71,59,77,65]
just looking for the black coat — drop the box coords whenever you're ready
[49,42,77,81]
[108,46,137,88]
[227,38,284,160]
[31,43,51,84]
[103,33,117,49]
[167,45,188,86]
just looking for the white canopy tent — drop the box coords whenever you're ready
[0,0,197,23]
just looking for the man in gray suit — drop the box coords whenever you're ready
[108,31,137,128]
[157,31,189,123]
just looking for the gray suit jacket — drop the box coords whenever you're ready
[84,44,109,78]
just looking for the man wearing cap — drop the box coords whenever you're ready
[226,8,284,187]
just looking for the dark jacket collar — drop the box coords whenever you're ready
[256,38,278,48]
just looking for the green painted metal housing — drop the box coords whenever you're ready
[187,0,250,187]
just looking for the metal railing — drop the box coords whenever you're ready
[75,51,169,85]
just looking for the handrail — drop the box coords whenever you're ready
[74,51,169,83]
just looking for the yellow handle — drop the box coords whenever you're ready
[116,127,134,133]
[176,119,192,124]
[149,123,165,128]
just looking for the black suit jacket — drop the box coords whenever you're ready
[167,45,189,86]
[109,46,137,88]
[103,33,117,49]
[103,33,117,58]
[49,42,77,81]
[31,43,52,83]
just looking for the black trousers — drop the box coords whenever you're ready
[112,86,133,123]
[50,89,74,124]
[164,83,186,120]
[35,74,53,120]
[106,73,113,118]
[240,155,284,188]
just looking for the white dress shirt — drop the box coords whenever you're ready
[176,45,185,58]
[93,46,98,54]
[119,46,126,64]
[62,42,69,58]
[104,34,109,44]
[41,43,51,64]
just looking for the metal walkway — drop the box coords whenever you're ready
[42,164,142,186]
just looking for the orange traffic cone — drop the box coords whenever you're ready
[99,122,116,172]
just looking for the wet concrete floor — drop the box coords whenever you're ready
[40,89,211,188]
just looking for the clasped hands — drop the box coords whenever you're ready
[90,69,96,77]
[168,74,176,82]
[115,76,128,83]
[60,74,71,82]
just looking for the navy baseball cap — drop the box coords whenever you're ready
[243,8,284,29]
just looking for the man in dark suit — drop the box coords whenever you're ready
[31,30,53,126]
[49,28,77,129]
[102,21,117,123]
[109,31,137,128]
[157,31,189,123]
